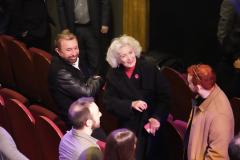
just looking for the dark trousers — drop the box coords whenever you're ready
[75,25,100,74]
[19,26,51,53]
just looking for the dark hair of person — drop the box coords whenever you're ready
[187,64,216,90]
[229,134,240,160]
[104,128,137,160]
[68,97,94,129]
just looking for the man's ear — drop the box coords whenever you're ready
[196,84,202,91]
[86,119,93,127]
[55,48,60,55]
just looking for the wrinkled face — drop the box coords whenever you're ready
[89,102,102,129]
[118,45,136,68]
[187,74,198,93]
[56,38,79,64]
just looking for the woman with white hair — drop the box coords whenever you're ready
[103,35,171,160]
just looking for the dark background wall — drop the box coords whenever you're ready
[149,0,224,67]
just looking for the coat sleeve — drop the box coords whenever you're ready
[151,68,171,122]
[56,68,102,99]
[103,81,134,119]
[0,127,29,160]
[80,147,103,160]
[205,115,234,160]
[217,0,235,43]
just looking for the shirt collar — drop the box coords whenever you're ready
[72,58,80,70]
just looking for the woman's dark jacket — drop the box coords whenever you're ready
[103,57,171,159]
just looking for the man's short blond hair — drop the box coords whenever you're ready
[54,29,77,49]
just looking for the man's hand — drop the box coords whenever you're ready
[100,25,109,34]
[131,100,148,112]
[144,118,160,136]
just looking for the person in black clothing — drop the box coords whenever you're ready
[0,0,9,34]
[103,35,171,160]
[5,0,53,52]
[48,29,103,127]
[57,0,111,74]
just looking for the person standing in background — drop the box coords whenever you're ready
[217,0,240,98]
[57,0,111,74]
[5,0,54,52]
[0,0,9,34]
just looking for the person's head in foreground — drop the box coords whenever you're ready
[104,128,137,160]
[68,97,102,133]
[187,64,216,98]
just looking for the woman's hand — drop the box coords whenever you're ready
[131,100,148,112]
[144,118,160,136]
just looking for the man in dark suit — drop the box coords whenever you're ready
[48,29,103,126]
[57,0,111,74]
[5,0,53,52]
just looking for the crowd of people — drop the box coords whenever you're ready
[49,30,236,160]
[0,29,239,159]
[1,0,240,159]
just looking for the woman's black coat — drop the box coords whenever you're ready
[103,57,171,159]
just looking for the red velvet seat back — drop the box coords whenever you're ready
[0,88,29,106]
[30,47,58,112]
[35,115,63,160]
[7,40,40,101]
[5,98,42,160]
[29,104,67,133]
[172,119,187,141]
[0,95,6,127]
[161,67,194,121]
[0,88,29,134]
[0,35,16,88]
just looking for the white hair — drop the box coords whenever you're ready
[106,35,142,68]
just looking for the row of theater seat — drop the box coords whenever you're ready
[0,34,57,113]
[0,34,190,159]
[0,87,66,160]
[161,66,240,135]
[0,87,189,160]
[2,33,239,158]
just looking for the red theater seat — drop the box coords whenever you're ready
[5,98,42,160]
[0,88,29,134]
[0,88,29,106]
[35,115,63,160]
[0,35,16,88]
[29,104,67,133]
[30,47,58,112]
[7,40,40,101]
[161,67,194,121]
